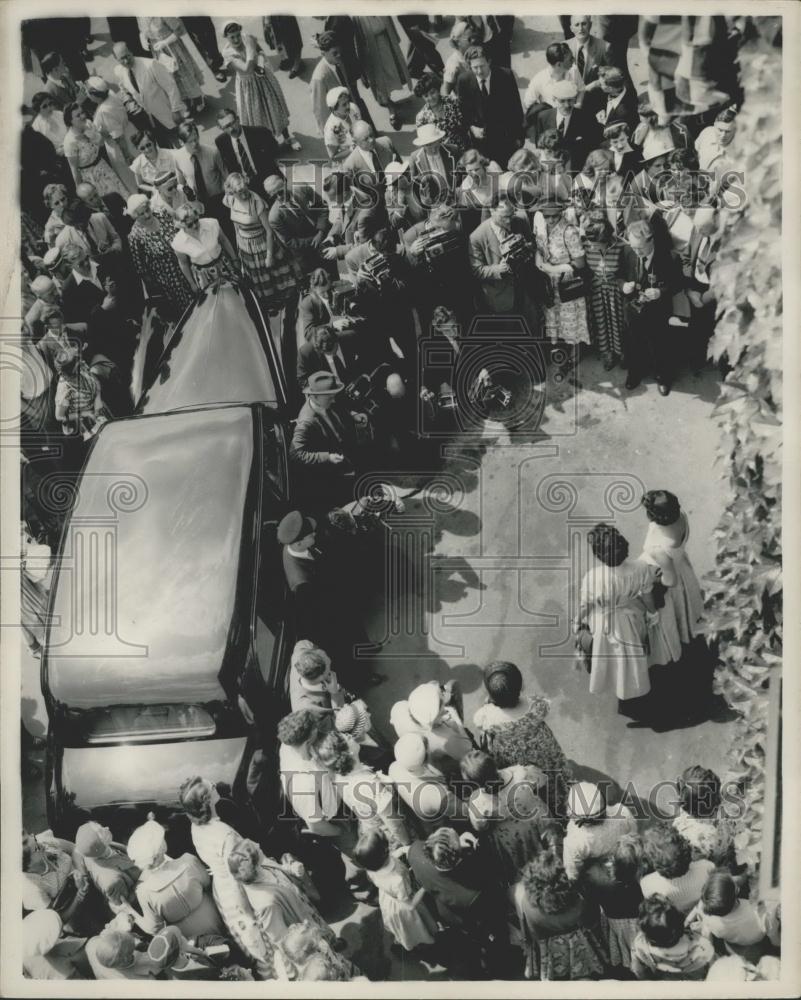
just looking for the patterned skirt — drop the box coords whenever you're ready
[235,69,289,134]
[543,296,591,347]
[191,249,240,291]
[235,221,298,310]
[163,39,204,101]
[524,923,609,981]
[588,276,626,359]
[600,913,640,970]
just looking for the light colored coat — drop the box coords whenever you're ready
[113,56,184,130]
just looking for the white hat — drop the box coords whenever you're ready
[384,160,409,186]
[326,86,349,110]
[30,275,56,297]
[85,75,109,94]
[22,910,62,960]
[551,80,579,101]
[413,122,446,147]
[394,733,427,769]
[641,127,676,163]
[567,781,606,819]
[42,246,63,267]
[127,816,167,869]
[125,193,149,217]
[407,682,443,729]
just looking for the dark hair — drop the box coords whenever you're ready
[545,42,571,67]
[322,172,350,199]
[371,227,394,253]
[489,193,513,212]
[521,848,577,914]
[356,212,382,242]
[277,710,318,748]
[62,199,92,228]
[352,830,389,872]
[216,107,238,124]
[41,51,62,75]
[178,776,213,825]
[413,72,442,99]
[612,833,643,885]
[460,749,502,793]
[31,92,55,113]
[639,895,685,948]
[464,44,488,64]
[678,765,722,818]
[318,31,339,53]
[641,490,681,526]
[641,824,692,879]
[668,147,699,172]
[223,22,242,37]
[588,523,629,566]
[62,102,83,128]
[702,871,737,916]
[178,121,199,143]
[715,107,738,124]
[293,645,329,681]
[484,661,522,708]
[312,730,355,775]
[132,128,157,149]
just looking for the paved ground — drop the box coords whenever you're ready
[20,15,736,980]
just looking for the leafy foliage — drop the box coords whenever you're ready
[701,22,782,876]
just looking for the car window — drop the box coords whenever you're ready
[80,704,216,744]
[262,421,285,499]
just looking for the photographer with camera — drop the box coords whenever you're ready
[469,194,542,335]
[297,324,363,392]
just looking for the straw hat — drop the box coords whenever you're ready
[413,123,446,147]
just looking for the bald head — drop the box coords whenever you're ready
[353,121,375,150]
[113,42,133,67]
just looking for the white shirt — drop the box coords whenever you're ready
[72,262,102,289]
[524,66,584,110]
[32,111,68,155]
[356,146,378,173]
[170,217,222,265]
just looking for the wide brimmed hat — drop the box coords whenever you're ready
[326,86,350,110]
[305,371,344,395]
[567,781,606,819]
[42,245,63,268]
[335,699,370,742]
[641,127,677,163]
[277,511,317,545]
[125,193,149,216]
[413,122,446,147]
[75,821,109,859]
[551,79,579,101]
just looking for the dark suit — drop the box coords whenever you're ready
[182,16,224,73]
[268,185,333,277]
[215,126,283,188]
[527,105,600,173]
[298,290,336,342]
[456,66,524,168]
[582,85,639,134]
[297,339,360,389]
[681,229,720,367]
[621,243,682,385]
[343,137,401,185]
[61,272,104,325]
[290,399,360,508]
[409,144,462,208]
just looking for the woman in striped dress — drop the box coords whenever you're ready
[222,173,299,313]
[221,22,300,151]
[581,210,628,370]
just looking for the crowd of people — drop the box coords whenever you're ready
[18,12,777,984]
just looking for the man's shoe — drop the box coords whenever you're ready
[624,374,641,390]
[657,381,671,396]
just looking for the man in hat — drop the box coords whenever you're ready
[409,123,461,206]
[582,65,639,133]
[42,245,73,294]
[289,372,364,507]
[111,41,186,149]
[562,781,637,881]
[215,107,283,189]
[265,175,334,279]
[456,44,524,169]
[528,78,600,173]
[297,324,363,391]
[621,219,683,396]
[384,161,426,232]
[342,122,401,187]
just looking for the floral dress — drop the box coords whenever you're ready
[128,212,194,317]
[63,126,130,199]
[222,34,290,134]
[324,104,363,163]
[533,212,591,347]
[474,695,572,816]
[139,17,203,102]
[132,149,177,193]
[583,237,627,362]
[415,95,471,154]
[224,191,298,311]
[513,886,610,981]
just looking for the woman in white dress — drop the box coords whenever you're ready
[323,87,362,165]
[171,202,239,292]
[31,92,68,156]
[640,490,704,644]
[130,130,176,194]
[178,776,277,979]
[573,523,660,716]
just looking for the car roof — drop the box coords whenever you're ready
[45,406,256,710]
[136,282,285,415]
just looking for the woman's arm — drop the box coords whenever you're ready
[174,250,198,291]
[65,154,81,187]
[218,228,238,261]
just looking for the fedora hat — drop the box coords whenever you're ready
[413,123,446,147]
[384,160,410,186]
[641,127,676,163]
[277,511,317,546]
[305,371,344,395]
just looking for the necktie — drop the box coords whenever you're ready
[480,79,489,100]
[82,226,100,257]
[321,408,344,447]
[327,351,347,382]
[191,153,209,206]
[557,116,566,138]
[128,67,140,94]
[577,46,586,78]
[235,136,255,179]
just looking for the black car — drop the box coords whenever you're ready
[42,283,295,846]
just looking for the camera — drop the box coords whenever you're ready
[345,363,393,420]
[499,231,535,271]
[414,227,464,270]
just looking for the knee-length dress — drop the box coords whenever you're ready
[128,213,194,315]
[189,818,277,979]
[63,127,130,199]
[353,16,411,106]
[584,238,627,360]
[224,191,297,310]
[223,34,290,134]
[578,558,658,700]
[533,212,591,347]
[641,511,704,643]
[140,17,203,102]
